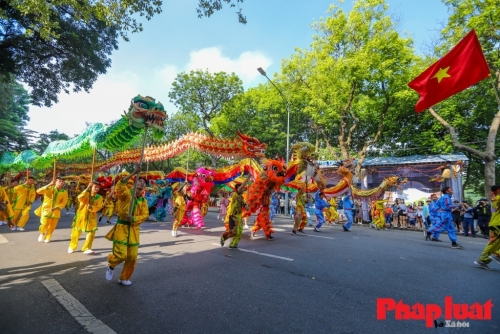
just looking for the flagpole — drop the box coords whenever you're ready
[127,126,148,220]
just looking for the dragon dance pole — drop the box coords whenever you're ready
[185,147,190,182]
[90,148,96,181]
[53,157,57,181]
[127,126,149,220]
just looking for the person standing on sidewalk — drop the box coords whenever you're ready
[475,198,491,239]
[462,201,475,237]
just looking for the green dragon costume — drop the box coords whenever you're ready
[0,95,167,171]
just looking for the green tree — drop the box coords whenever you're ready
[212,84,314,159]
[281,0,417,176]
[0,1,247,107]
[0,78,31,152]
[422,0,500,197]
[168,70,244,167]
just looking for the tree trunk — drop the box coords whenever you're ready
[428,106,498,198]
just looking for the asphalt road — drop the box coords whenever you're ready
[1,201,499,334]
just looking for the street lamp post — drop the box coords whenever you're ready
[257,67,291,216]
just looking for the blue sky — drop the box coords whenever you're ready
[27,0,449,136]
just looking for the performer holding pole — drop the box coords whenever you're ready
[105,127,149,286]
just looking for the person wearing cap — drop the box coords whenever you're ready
[11,176,36,231]
[474,185,500,270]
[475,197,491,239]
[105,166,148,285]
[313,190,330,232]
[425,187,463,249]
[36,177,69,243]
[68,181,104,254]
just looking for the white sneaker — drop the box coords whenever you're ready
[244,225,249,229]
[44,239,50,243]
[118,279,132,286]
[10,226,17,231]
[68,248,74,253]
[0,221,5,225]
[38,234,45,242]
[17,227,25,231]
[171,230,177,237]
[83,250,94,254]
[106,267,114,281]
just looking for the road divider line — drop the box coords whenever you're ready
[41,279,116,334]
[0,234,8,244]
[468,242,487,245]
[210,243,293,261]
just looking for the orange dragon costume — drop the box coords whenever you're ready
[245,159,288,240]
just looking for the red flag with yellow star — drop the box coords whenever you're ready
[408,30,490,112]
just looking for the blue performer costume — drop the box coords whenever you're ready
[269,193,279,222]
[313,191,330,232]
[426,187,463,248]
[342,193,354,231]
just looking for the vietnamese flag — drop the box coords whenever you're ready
[408,30,490,112]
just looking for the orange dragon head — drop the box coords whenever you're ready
[237,130,266,158]
[262,158,287,190]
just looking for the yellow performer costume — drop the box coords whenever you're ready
[105,173,149,284]
[171,189,186,237]
[69,185,104,253]
[65,184,77,212]
[36,180,68,243]
[475,187,500,269]
[0,186,15,227]
[100,192,115,223]
[372,199,387,230]
[12,181,36,229]
[325,197,338,224]
[292,190,308,233]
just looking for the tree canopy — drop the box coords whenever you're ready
[0,77,31,152]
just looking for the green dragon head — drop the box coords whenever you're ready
[127,95,167,138]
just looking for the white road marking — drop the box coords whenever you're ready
[0,234,8,244]
[210,243,294,261]
[41,279,116,334]
[305,234,336,240]
[468,242,487,245]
